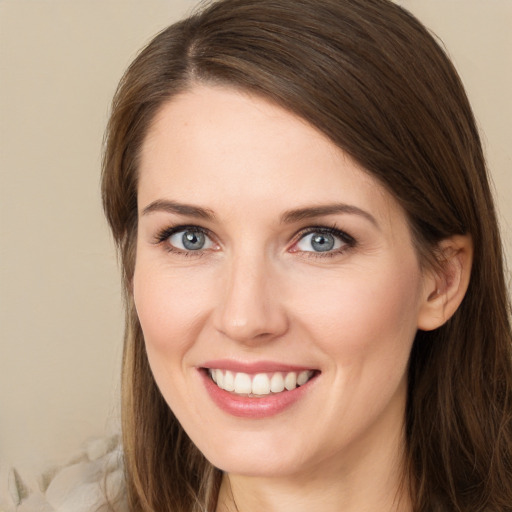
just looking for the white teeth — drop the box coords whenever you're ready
[252,373,271,395]
[223,370,235,391]
[215,369,224,388]
[234,372,252,394]
[297,370,310,386]
[270,373,285,393]
[284,372,297,391]
[209,369,315,396]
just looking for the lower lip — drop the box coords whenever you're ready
[200,370,317,418]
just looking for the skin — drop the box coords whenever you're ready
[133,85,469,512]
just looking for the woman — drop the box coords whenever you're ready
[102,0,512,510]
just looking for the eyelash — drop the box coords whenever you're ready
[153,225,214,257]
[152,224,356,258]
[292,225,356,258]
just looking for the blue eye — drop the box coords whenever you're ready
[167,228,215,251]
[295,229,352,253]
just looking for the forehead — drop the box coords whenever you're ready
[138,85,404,231]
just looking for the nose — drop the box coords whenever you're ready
[212,253,289,344]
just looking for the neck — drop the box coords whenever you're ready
[216,421,411,512]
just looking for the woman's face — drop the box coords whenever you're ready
[134,85,432,479]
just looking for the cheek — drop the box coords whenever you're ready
[132,262,211,356]
[132,262,213,418]
[294,261,422,368]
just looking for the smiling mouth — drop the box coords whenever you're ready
[206,369,318,397]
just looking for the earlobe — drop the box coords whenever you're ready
[417,235,473,331]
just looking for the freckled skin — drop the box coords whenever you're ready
[134,85,433,511]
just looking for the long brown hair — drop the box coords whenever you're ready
[102,0,512,510]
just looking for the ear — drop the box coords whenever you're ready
[417,235,473,331]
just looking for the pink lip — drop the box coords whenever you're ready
[200,359,314,374]
[199,366,319,419]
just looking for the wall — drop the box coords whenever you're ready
[0,0,199,484]
[0,0,510,489]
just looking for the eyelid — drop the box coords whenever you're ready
[152,223,355,257]
[153,224,209,243]
[289,225,356,255]
[153,224,219,253]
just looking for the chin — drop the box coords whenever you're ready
[210,453,303,478]
[192,427,317,478]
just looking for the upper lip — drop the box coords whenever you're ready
[200,359,318,373]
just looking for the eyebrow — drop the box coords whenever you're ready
[141,199,378,228]
[141,200,216,220]
[280,203,379,228]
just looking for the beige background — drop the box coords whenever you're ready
[0,0,511,482]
